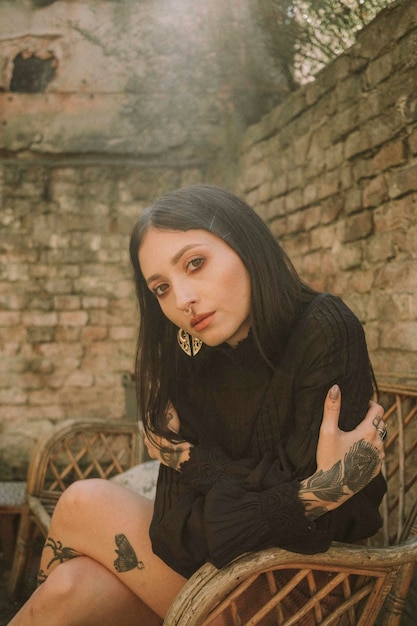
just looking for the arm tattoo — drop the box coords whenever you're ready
[114,533,144,572]
[44,536,81,569]
[160,445,185,469]
[300,439,379,520]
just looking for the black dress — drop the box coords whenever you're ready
[150,293,387,578]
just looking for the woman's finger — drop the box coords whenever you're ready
[354,400,386,440]
[319,384,341,434]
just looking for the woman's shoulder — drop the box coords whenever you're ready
[278,292,370,383]
[293,291,367,354]
[300,292,362,330]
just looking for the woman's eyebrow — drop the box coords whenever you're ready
[171,243,203,265]
[145,243,204,285]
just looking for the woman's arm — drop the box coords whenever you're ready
[298,384,384,520]
[144,385,385,517]
[147,386,385,571]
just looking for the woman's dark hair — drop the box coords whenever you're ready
[129,184,315,437]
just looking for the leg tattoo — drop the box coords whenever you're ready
[114,533,145,572]
[44,536,82,568]
[36,569,48,586]
[37,536,81,585]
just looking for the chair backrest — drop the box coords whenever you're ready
[374,384,417,546]
[26,419,142,516]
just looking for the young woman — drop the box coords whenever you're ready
[9,185,386,626]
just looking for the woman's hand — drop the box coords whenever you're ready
[142,403,193,471]
[299,384,386,520]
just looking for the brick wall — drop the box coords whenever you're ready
[1,0,416,477]
[0,163,215,477]
[237,0,417,389]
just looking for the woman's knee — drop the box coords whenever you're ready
[53,478,110,523]
[50,479,153,539]
[32,557,92,612]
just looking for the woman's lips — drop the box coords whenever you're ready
[191,312,215,332]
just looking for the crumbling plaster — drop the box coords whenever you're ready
[0,0,292,159]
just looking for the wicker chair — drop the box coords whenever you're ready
[7,418,143,600]
[7,385,417,625]
[163,384,417,626]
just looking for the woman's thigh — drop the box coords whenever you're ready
[41,479,186,618]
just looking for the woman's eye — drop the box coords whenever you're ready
[153,283,169,298]
[187,257,204,272]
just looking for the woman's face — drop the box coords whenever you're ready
[139,227,251,347]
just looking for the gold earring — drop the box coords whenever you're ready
[177,328,202,357]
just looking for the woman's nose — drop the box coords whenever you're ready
[175,285,196,313]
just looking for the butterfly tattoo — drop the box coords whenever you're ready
[113,533,145,573]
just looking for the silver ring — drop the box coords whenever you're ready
[373,415,383,428]
[377,426,387,441]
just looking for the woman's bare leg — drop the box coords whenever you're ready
[8,479,186,624]
[8,556,161,626]
[8,478,232,626]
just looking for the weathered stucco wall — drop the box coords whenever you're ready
[0,0,291,164]
[0,0,416,477]
[238,0,417,388]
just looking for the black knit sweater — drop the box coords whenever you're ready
[150,293,386,578]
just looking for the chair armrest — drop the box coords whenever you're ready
[27,495,52,536]
[164,536,417,626]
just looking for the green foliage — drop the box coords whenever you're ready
[255,0,395,84]
[293,0,395,81]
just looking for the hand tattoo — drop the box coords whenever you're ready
[344,440,380,492]
[302,460,347,502]
[300,439,380,520]
[114,533,144,572]
[44,536,81,569]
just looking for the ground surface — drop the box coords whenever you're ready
[0,547,40,625]
[0,567,26,625]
